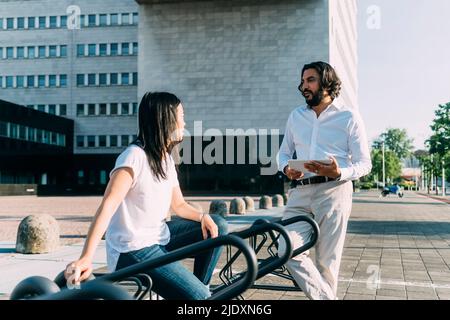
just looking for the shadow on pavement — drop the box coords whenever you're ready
[348,220,450,236]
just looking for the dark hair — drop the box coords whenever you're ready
[132,92,181,181]
[301,61,342,100]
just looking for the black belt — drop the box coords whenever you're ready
[290,176,336,188]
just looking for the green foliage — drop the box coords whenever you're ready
[368,148,402,182]
[373,128,414,160]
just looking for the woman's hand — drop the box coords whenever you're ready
[64,257,93,287]
[201,214,218,240]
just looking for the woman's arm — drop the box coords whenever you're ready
[64,167,133,282]
[170,186,218,239]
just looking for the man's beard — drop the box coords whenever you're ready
[303,88,325,107]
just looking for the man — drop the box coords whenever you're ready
[277,61,372,300]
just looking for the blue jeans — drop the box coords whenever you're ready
[115,214,228,300]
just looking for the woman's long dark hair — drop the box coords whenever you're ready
[132,92,181,181]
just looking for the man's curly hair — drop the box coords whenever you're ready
[301,61,342,100]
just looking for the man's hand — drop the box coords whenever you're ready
[283,165,304,181]
[304,156,341,179]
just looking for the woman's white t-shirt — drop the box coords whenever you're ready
[105,145,179,271]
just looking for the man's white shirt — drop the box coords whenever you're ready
[277,103,372,181]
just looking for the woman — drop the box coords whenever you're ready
[65,92,228,300]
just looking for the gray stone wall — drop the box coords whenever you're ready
[138,0,329,134]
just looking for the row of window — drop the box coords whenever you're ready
[0,45,67,59]
[76,72,137,87]
[77,42,138,57]
[0,42,138,60]
[76,134,136,148]
[0,75,67,88]
[76,103,138,116]
[0,121,66,147]
[0,13,138,30]
[26,104,67,116]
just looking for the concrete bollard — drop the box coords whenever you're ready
[16,214,60,254]
[243,196,255,212]
[259,195,272,209]
[209,200,228,217]
[229,198,246,215]
[272,194,284,207]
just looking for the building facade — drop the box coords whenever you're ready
[136,0,358,194]
[0,0,139,190]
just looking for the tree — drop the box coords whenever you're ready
[368,148,402,183]
[426,103,450,183]
[372,128,414,160]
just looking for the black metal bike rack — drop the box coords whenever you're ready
[10,234,258,301]
[218,215,320,296]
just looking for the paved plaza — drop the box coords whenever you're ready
[1,190,450,300]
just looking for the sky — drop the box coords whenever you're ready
[357,0,450,150]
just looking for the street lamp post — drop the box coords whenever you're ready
[382,141,386,188]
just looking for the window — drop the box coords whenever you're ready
[110,135,117,147]
[121,135,129,147]
[50,16,57,28]
[88,44,96,56]
[110,14,118,25]
[77,136,84,148]
[80,15,85,26]
[60,45,67,57]
[7,47,13,59]
[27,46,35,58]
[77,170,85,184]
[110,103,118,115]
[87,135,96,147]
[121,103,129,115]
[132,103,138,114]
[59,104,67,116]
[133,73,137,85]
[121,43,129,55]
[88,104,96,115]
[133,13,139,25]
[0,18,2,30]
[49,75,56,87]
[122,13,129,25]
[77,104,85,116]
[28,127,36,142]
[99,44,107,56]
[49,45,57,57]
[37,104,45,112]
[99,103,107,115]
[88,74,96,86]
[60,74,67,87]
[99,14,107,26]
[77,74,85,86]
[110,73,118,85]
[77,44,84,57]
[121,73,129,85]
[17,17,25,29]
[38,46,46,58]
[39,16,46,28]
[99,135,106,147]
[133,42,138,55]
[17,47,24,58]
[88,14,96,27]
[7,18,14,29]
[6,76,13,88]
[110,43,118,56]
[0,76,2,88]
[100,170,107,185]
[28,17,35,29]
[60,16,67,28]
[0,48,2,59]
[16,76,24,88]
[27,75,35,87]
[37,75,45,87]
[99,73,107,85]
[48,104,56,115]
